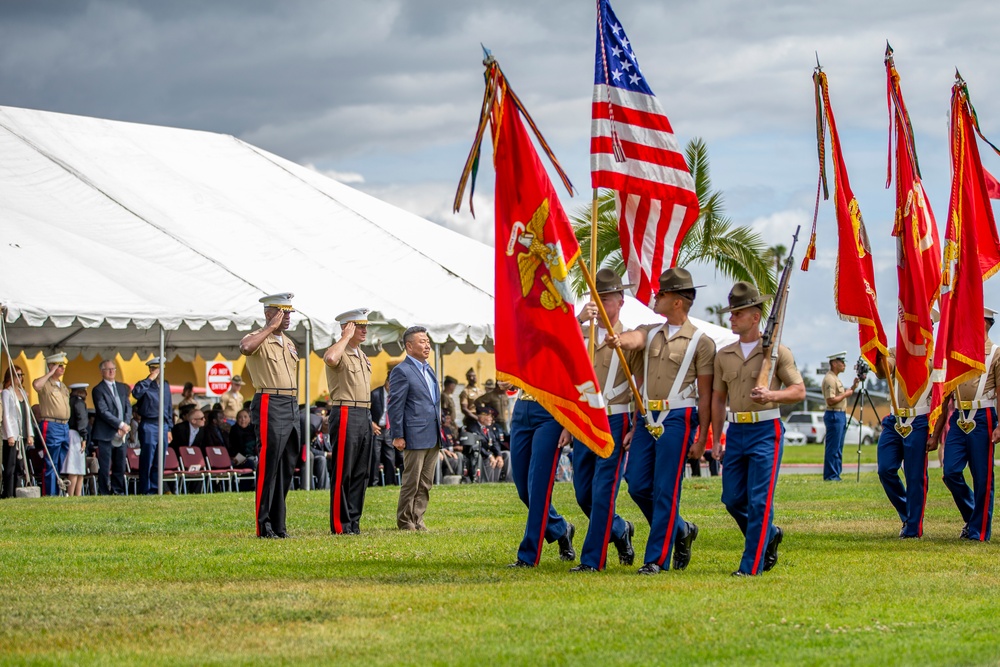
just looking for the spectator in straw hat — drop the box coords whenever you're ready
[221,375,245,426]
[32,352,72,496]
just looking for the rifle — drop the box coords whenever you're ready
[757,225,801,388]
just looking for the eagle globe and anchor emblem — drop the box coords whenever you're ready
[506,197,606,416]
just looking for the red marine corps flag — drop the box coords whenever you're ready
[454,55,615,457]
[930,73,1000,424]
[803,63,889,370]
[885,45,941,405]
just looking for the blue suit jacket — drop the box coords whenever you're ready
[91,381,133,442]
[387,357,441,450]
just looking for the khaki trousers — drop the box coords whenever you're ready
[397,446,439,530]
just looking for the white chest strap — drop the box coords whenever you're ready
[643,325,704,433]
[957,344,999,427]
[585,332,631,402]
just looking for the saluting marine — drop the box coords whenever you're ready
[323,308,375,535]
[240,293,301,539]
[932,307,1000,541]
[32,352,72,496]
[611,268,715,574]
[712,282,805,576]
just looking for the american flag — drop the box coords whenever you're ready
[591,0,699,305]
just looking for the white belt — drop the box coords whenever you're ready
[647,398,697,412]
[958,399,993,411]
[726,408,781,424]
[893,406,930,418]
[607,404,632,415]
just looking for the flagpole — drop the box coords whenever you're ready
[578,261,647,419]
[588,188,599,361]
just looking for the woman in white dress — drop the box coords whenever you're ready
[2,366,33,498]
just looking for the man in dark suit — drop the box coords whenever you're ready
[170,408,207,453]
[389,326,441,530]
[369,375,402,486]
[91,360,133,495]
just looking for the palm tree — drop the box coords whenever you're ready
[570,138,777,301]
[765,244,787,276]
[705,303,728,328]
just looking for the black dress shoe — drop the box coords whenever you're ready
[960,525,970,540]
[276,531,289,539]
[612,521,635,566]
[507,559,534,568]
[259,526,279,539]
[673,521,698,571]
[558,523,576,562]
[636,562,661,575]
[731,570,752,578]
[569,564,599,573]
[763,526,782,572]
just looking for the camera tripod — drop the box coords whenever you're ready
[847,378,880,482]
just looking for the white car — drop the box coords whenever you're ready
[786,411,876,445]
[783,427,806,445]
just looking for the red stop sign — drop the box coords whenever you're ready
[207,362,232,396]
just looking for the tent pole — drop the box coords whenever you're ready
[157,325,165,496]
[302,319,312,491]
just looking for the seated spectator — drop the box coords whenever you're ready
[227,409,257,471]
[171,408,206,452]
[459,405,510,482]
[440,376,458,424]
[439,414,462,478]
[178,382,198,410]
[202,409,227,449]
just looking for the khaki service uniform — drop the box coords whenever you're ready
[243,331,300,537]
[821,371,849,481]
[628,319,715,570]
[38,379,71,496]
[714,340,802,575]
[325,348,373,534]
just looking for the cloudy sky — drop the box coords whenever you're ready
[2,0,1000,372]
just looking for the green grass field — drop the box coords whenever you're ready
[780,443,878,465]
[1,468,997,666]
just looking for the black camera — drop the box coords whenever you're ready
[855,356,869,383]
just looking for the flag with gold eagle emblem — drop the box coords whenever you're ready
[455,58,614,458]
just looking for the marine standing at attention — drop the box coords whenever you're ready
[240,293,300,539]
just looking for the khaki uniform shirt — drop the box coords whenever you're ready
[885,351,927,409]
[38,378,70,421]
[460,385,484,416]
[639,319,716,400]
[220,389,244,420]
[326,348,371,404]
[713,341,802,413]
[582,320,643,407]
[242,331,299,390]
[822,371,847,411]
[953,338,1000,402]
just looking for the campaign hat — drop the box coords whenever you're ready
[594,268,635,295]
[719,282,773,313]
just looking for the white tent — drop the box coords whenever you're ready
[0,105,494,360]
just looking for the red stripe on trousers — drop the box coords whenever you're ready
[659,408,693,567]
[598,417,629,570]
[255,394,270,536]
[41,421,48,497]
[983,410,995,541]
[751,420,782,575]
[331,406,349,534]
[535,445,563,566]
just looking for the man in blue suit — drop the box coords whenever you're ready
[389,326,441,531]
[91,360,133,495]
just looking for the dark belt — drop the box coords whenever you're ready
[257,388,297,397]
[329,400,370,408]
[42,418,69,424]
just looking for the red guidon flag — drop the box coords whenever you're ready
[591,0,700,306]
[930,76,1000,424]
[885,47,941,404]
[806,68,889,370]
[456,60,614,458]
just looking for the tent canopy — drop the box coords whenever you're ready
[0,105,494,360]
